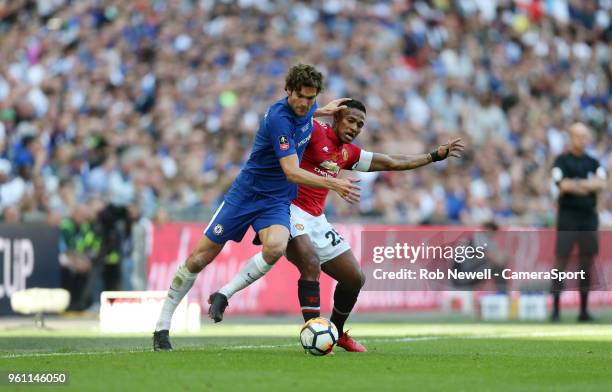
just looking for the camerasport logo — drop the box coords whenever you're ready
[279,135,289,151]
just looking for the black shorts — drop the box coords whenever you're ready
[555,212,599,257]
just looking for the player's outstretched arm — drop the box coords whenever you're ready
[279,154,361,203]
[368,138,464,172]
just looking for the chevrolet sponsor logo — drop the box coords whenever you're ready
[320,160,340,174]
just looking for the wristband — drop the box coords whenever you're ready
[429,148,447,162]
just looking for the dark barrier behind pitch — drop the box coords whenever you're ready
[0,224,60,315]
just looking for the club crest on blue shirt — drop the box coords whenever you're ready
[279,135,289,151]
[213,224,224,235]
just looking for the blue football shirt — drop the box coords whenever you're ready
[225,97,316,203]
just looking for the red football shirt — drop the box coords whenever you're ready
[292,120,362,216]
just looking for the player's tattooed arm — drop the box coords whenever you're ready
[368,152,432,171]
[279,154,361,203]
[368,138,464,172]
[314,98,351,117]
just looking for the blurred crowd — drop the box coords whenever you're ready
[0,0,610,236]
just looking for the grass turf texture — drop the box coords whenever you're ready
[0,323,611,391]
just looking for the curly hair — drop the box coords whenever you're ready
[285,64,324,94]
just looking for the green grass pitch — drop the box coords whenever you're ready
[0,322,611,391]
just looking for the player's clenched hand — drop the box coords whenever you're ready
[332,177,361,204]
[314,98,351,117]
[435,138,465,161]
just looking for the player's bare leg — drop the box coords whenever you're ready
[285,235,322,321]
[154,236,225,351]
[321,250,367,352]
[209,225,289,322]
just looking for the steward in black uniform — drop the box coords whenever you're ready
[551,123,607,322]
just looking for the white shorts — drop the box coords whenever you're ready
[289,204,351,264]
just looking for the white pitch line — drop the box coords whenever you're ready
[461,330,612,339]
[0,339,441,359]
[0,330,609,359]
[0,349,150,359]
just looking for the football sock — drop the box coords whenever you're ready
[298,279,320,322]
[156,263,198,331]
[218,252,271,299]
[330,284,360,337]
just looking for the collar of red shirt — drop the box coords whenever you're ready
[324,123,342,146]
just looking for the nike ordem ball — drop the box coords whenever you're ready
[299,317,339,356]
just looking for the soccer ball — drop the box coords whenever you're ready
[299,317,338,356]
